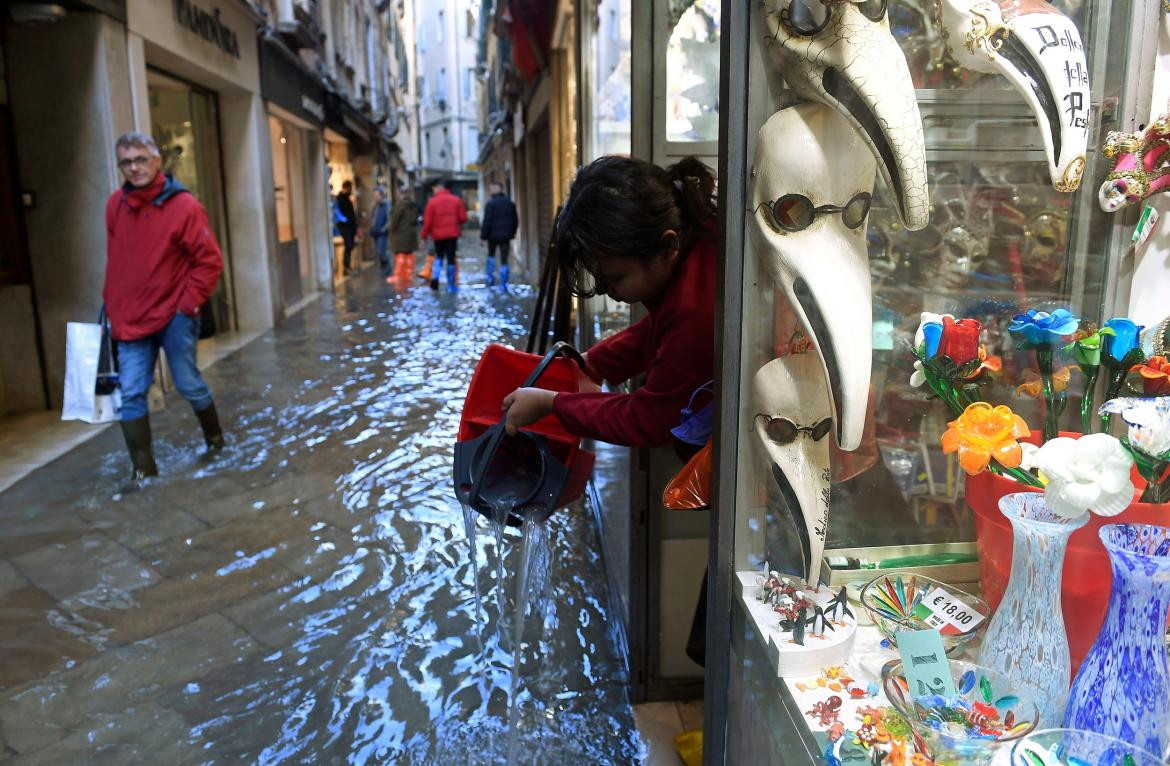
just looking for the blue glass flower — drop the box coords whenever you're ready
[922,321,943,358]
[1009,309,1081,346]
[1102,317,1144,362]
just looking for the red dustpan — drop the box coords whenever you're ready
[453,342,596,527]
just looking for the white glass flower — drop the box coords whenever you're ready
[910,360,926,387]
[1030,434,1134,518]
[1100,397,1170,459]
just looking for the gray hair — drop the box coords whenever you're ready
[115,132,160,157]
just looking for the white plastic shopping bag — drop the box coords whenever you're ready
[61,321,121,423]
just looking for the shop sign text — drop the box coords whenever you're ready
[174,0,241,59]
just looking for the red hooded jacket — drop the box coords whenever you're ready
[421,187,468,241]
[103,173,223,341]
[552,231,716,448]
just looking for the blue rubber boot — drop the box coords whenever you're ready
[486,256,496,287]
[499,265,509,293]
[446,262,458,292]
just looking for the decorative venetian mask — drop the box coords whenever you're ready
[934,0,1090,192]
[749,104,876,452]
[1098,114,1170,213]
[760,0,930,231]
[753,354,833,586]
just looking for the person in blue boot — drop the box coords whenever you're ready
[421,178,467,292]
[478,181,519,290]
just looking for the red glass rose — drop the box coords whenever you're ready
[937,316,983,366]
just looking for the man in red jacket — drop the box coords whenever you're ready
[103,132,225,481]
[420,178,467,292]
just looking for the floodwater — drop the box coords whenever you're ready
[0,239,645,765]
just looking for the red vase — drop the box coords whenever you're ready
[967,432,1169,674]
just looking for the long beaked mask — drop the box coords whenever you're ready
[1098,114,1170,213]
[753,354,832,586]
[935,0,1090,192]
[749,103,875,452]
[760,0,930,231]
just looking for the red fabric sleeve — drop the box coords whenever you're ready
[176,200,224,316]
[585,316,654,385]
[421,199,433,241]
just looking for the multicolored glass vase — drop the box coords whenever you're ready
[1065,523,1170,756]
[979,493,1088,727]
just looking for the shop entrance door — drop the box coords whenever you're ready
[146,69,234,336]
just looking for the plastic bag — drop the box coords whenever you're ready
[663,440,712,510]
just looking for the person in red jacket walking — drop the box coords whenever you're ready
[420,178,468,292]
[103,132,225,482]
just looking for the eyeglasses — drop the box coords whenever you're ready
[779,0,887,37]
[755,414,833,444]
[754,192,872,233]
[117,156,153,170]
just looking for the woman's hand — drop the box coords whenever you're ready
[502,388,557,435]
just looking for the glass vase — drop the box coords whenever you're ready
[979,492,1088,727]
[1065,524,1170,757]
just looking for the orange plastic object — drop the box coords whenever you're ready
[457,344,598,509]
[663,441,712,510]
[967,431,1169,675]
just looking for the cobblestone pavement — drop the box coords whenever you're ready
[0,235,644,765]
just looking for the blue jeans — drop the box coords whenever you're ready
[116,312,214,420]
[374,234,390,274]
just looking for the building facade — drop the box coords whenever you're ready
[0,0,413,417]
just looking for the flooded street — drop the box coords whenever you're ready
[0,238,644,765]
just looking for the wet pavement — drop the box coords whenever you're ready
[0,236,645,765]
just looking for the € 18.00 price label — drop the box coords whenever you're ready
[910,588,986,636]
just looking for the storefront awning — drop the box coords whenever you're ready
[259,31,326,127]
[501,0,555,81]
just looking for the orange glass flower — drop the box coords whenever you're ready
[1014,365,1074,397]
[964,345,1002,381]
[941,402,1032,475]
[1133,355,1170,395]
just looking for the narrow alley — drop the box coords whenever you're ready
[0,237,643,764]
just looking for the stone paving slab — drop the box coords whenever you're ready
[0,562,26,599]
[6,702,204,766]
[0,586,98,690]
[0,613,255,754]
[10,536,159,604]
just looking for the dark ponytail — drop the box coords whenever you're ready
[554,155,717,297]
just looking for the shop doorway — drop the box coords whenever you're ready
[268,114,314,309]
[146,69,234,336]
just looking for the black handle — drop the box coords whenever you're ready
[467,342,585,511]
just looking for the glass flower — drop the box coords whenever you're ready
[1102,317,1143,363]
[964,346,1001,380]
[1100,397,1170,459]
[1014,365,1074,398]
[915,312,953,358]
[937,316,982,365]
[1008,308,1080,346]
[1029,434,1134,518]
[1063,321,1111,367]
[941,402,1031,475]
[1132,355,1170,395]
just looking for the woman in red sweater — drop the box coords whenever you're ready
[503,156,717,449]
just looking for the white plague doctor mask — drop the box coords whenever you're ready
[760,0,930,231]
[749,103,876,453]
[753,354,833,586]
[935,0,1090,192]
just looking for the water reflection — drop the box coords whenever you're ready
[0,249,644,764]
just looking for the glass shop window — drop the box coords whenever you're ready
[665,0,720,142]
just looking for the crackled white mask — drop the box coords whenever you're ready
[936,0,1090,192]
[753,353,833,586]
[749,103,875,452]
[760,0,929,230]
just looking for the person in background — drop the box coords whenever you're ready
[479,181,519,290]
[336,180,358,275]
[388,182,419,287]
[370,186,391,279]
[103,131,225,483]
[420,178,468,292]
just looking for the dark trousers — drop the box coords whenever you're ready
[374,235,389,274]
[434,237,458,266]
[486,239,510,266]
[339,225,357,271]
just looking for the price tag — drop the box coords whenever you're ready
[1133,204,1159,247]
[911,587,985,636]
[894,628,958,699]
